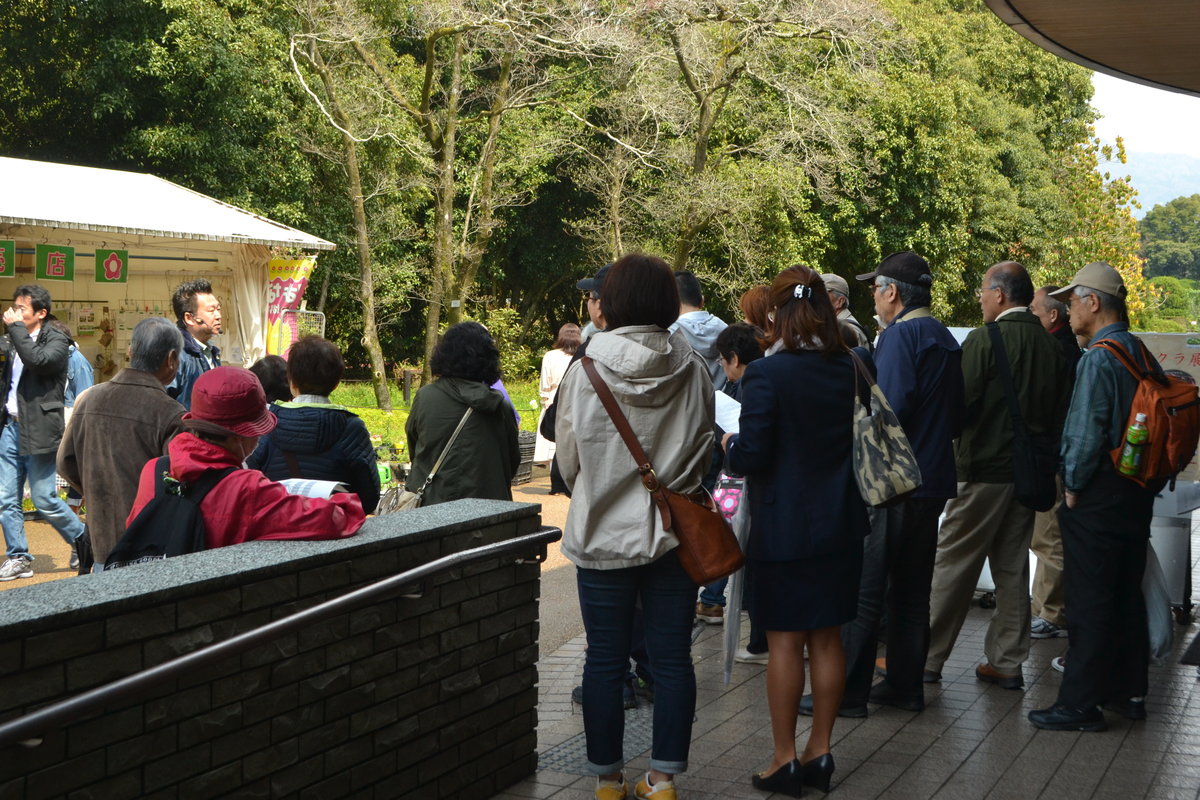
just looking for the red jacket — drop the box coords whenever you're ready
[127,432,366,549]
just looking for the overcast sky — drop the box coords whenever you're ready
[1092,72,1200,157]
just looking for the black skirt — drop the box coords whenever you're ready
[748,543,864,631]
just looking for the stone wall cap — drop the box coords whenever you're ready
[0,499,540,635]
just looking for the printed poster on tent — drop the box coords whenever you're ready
[266,257,317,356]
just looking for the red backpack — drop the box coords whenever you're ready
[1092,338,1200,488]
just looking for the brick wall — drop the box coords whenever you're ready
[0,499,548,800]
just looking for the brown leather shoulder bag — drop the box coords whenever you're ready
[581,357,744,584]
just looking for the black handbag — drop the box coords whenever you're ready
[986,323,1058,512]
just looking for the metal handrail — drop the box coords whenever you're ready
[0,526,562,750]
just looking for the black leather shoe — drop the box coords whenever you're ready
[752,759,803,797]
[1101,697,1147,721]
[798,694,868,718]
[1028,704,1107,731]
[868,680,924,712]
[800,753,834,793]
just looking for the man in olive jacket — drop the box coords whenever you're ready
[0,285,86,580]
[923,262,1069,688]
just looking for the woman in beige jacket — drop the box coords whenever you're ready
[555,254,714,800]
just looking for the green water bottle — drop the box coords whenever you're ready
[1117,412,1149,476]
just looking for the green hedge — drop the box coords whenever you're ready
[330,378,542,458]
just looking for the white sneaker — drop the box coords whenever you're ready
[1050,656,1066,673]
[735,648,769,665]
[0,556,33,581]
[1031,616,1068,638]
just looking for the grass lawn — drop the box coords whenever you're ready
[330,377,541,460]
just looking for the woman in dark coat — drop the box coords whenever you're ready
[723,265,869,797]
[247,337,380,513]
[405,322,520,505]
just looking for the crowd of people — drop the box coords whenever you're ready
[0,277,525,576]
[544,252,1173,800]
[0,247,1180,799]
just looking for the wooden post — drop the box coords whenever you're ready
[403,369,413,405]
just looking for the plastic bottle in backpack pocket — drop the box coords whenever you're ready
[1118,412,1149,476]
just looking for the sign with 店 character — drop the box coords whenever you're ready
[95,249,128,283]
[35,244,74,281]
[0,241,13,278]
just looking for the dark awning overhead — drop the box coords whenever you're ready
[984,0,1200,97]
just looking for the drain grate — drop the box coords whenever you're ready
[537,704,655,772]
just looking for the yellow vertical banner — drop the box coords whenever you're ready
[266,257,317,356]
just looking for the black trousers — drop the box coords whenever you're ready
[842,496,947,704]
[1056,462,1157,710]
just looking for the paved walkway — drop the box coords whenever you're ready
[498,529,1200,800]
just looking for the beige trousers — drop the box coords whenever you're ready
[1030,478,1066,625]
[925,481,1035,674]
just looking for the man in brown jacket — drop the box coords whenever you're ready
[58,317,186,568]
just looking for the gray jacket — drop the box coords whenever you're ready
[556,326,714,569]
[670,310,728,390]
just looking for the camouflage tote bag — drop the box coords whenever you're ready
[848,351,922,507]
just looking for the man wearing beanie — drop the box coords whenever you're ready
[1029,263,1162,731]
[804,251,965,717]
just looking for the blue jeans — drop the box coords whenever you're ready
[698,576,727,607]
[577,551,696,775]
[0,419,84,559]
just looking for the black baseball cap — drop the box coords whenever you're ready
[575,264,612,294]
[856,251,933,286]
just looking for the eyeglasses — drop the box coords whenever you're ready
[975,285,1000,299]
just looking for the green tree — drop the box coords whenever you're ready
[1140,194,1200,280]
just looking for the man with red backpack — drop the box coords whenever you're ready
[1029,262,1196,731]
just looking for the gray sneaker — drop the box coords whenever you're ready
[0,556,33,581]
[1031,616,1067,638]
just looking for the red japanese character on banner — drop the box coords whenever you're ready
[1191,353,1200,367]
[46,251,67,277]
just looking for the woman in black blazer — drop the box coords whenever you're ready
[723,265,870,797]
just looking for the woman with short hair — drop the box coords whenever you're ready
[555,253,713,800]
[247,337,379,513]
[405,322,520,505]
[723,265,869,796]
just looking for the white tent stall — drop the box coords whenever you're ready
[0,156,334,380]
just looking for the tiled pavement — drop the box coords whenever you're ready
[496,531,1200,800]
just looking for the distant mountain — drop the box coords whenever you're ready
[1106,149,1200,218]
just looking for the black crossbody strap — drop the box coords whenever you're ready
[986,322,1030,441]
[984,321,1032,441]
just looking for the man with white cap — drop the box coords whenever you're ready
[1028,262,1160,731]
[820,273,870,348]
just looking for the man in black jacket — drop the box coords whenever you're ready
[1026,285,1084,640]
[167,278,222,410]
[0,285,85,580]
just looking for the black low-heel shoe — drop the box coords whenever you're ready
[800,753,835,792]
[752,759,803,797]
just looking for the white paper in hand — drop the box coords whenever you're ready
[714,391,741,434]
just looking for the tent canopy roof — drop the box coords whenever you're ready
[0,156,335,251]
[985,0,1200,97]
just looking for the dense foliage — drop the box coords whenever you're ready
[0,0,1156,399]
[1140,194,1200,282]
